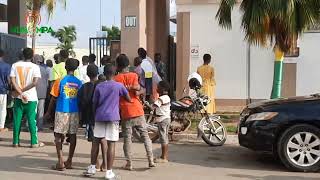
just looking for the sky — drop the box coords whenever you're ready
[0,0,177,49]
[36,0,122,48]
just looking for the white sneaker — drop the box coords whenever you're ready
[84,165,96,177]
[105,170,116,180]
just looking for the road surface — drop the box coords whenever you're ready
[0,131,318,180]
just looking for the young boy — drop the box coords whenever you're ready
[85,64,131,179]
[49,58,82,171]
[79,64,106,171]
[153,81,171,163]
[114,54,155,170]
[78,64,99,142]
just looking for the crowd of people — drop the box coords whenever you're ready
[0,47,172,179]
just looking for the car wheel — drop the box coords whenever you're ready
[277,124,320,172]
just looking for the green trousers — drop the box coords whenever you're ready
[13,99,38,145]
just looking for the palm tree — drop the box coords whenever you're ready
[26,0,67,50]
[102,25,121,40]
[216,0,320,99]
[51,25,77,57]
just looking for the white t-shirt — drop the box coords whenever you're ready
[10,61,41,101]
[154,95,171,122]
[79,65,90,83]
[141,59,153,78]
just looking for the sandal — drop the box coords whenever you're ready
[122,164,133,171]
[64,161,73,169]
[51,163,65,171]
[31,142,45,148]
[154,158,169,163]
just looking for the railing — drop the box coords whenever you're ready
[0,33,27,64]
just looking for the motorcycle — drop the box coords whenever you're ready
[138,75,227,146]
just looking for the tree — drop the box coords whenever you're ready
[26,0,67,50]
[51,25,77,57]
[102,26,121,40]
[216,0,320,99]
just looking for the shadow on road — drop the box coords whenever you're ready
[228,174,319,180]
[168,142,288,172]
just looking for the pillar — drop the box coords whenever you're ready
[121,0,147,63]
[7,0,26,36]
[176,12,191,99]
[146,0,170,62]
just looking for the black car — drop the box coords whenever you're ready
[238,94,320,172]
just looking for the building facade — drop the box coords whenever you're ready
[176,0,320,111]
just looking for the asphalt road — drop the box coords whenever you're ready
[0,131,319,180]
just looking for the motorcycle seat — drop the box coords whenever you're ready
[171,97,194,111]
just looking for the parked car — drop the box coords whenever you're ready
[238,94,320,172]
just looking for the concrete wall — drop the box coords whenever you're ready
[296,33,320,95]
[177,2,320,102]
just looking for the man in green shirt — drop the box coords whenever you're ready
[52,50,79,80]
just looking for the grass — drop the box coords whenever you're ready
[187,116,239,134]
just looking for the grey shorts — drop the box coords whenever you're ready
[158,118,171,144]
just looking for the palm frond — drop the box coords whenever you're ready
[216,0,236,29]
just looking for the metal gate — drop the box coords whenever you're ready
[0,33,27,64]
[89,37,109,66]
[168,35,176,100]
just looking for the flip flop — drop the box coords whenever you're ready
[122,164,133,171]
[51,164,65,171]
[64,162,73,169]
[83,171,95,177]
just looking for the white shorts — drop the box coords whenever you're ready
[94,121,119,141]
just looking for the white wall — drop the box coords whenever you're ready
[297,33,320,95]
[177,3,320,100]
[178,4,274,99]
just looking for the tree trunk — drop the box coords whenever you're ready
[31,0,41,51]
[271,46,284,99]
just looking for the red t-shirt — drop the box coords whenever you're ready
[114,72,144,119]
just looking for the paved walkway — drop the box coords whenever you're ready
[0,131,319,180]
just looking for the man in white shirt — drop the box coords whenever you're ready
[10,48,44,148]
[138,48,162,102]
[138,48,155,101]
[79,56,90,83]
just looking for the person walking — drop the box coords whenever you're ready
[48,58,82,170]
[197,54,216,114]
[10,48,44,148]
[33,55,49,131]
[114,54,155,170]
[85,64,131,179]
[0,49,11,132]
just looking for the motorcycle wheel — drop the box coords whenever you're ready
[199,115,227,146]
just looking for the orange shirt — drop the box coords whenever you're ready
[114,72,144,119]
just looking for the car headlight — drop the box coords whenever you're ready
[246,112,278,122]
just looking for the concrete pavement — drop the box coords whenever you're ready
[0,131,319,180]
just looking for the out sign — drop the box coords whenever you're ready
[125,16,137,27]
[191,45,199,58]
